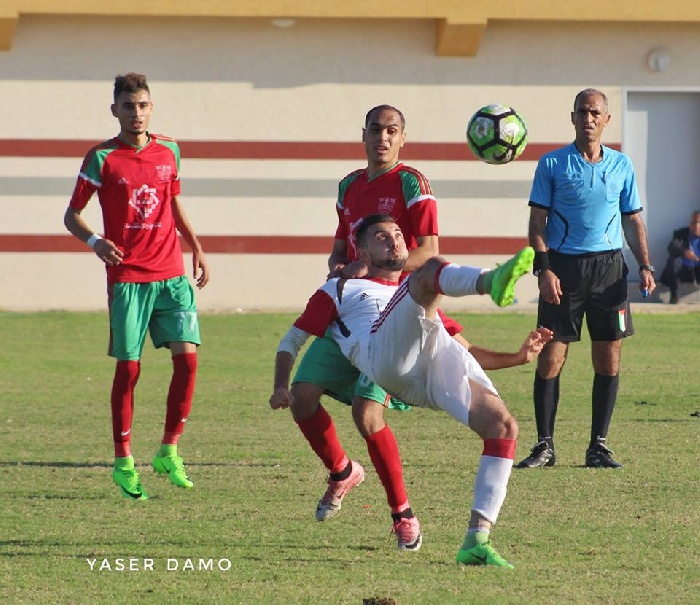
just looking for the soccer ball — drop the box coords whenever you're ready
[466,104,528,165]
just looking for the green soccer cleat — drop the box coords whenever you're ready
[112,466,149,501]
[456,542,515,568]
[486,246,535,307]
[153,454,194,489]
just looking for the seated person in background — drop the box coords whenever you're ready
[659,210,700,304]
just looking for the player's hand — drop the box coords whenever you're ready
[193,250,210,289]
[538,270,562,305]
[327,264,345,280]
[93,239,124,266]
[338,260,368,279]
[639,271,656,297]
[518,327,554,363]
[269,387,293,410]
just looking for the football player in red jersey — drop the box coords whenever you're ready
[64,73,209,500]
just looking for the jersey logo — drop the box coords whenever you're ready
[378,197,396,213]
[130,184,160,219]
[156,165,172,182]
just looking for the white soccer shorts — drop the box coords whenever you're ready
[368,281,498,426]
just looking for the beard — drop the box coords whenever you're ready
[373,256,406,271]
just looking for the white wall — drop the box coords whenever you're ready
[1,16,699,311]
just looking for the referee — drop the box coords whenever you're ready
[516,88,655,469]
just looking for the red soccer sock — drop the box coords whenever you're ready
[162,352,198,445]
[295,405,347,474]
[111,360,141,458]
[365,425,409,513]
[471,438,516,524]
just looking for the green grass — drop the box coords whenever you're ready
[1,311,699,604]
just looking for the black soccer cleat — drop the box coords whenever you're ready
[585,443,623,468]
[515,440,556,468]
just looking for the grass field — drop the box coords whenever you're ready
[1,311,698,604]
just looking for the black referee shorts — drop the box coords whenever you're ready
[537,249,634,342]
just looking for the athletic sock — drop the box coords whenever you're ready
[365,425,408,511]
[330,460,352,482]
[391,507,414,522]
[111,360,140,458]
[590,373,619,447]
[157,444,177,458]
[114,455,134,470]
[296,405,348,474]
[462,528,490,550]
[162,353,197,444]
[471,438,515,523]
[534,373,559,449]
[435,263,485,297]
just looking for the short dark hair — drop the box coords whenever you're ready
[356,214,397,248]
[114,73,150,101]
[364,105,405,130]
[574,88,608,112]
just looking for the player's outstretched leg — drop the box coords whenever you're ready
[316,460,365,520]
[153,445,194,488]
[113,456,149,500]
[483,246,535,307]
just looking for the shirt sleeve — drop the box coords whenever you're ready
[333,203,348,242]
[402,170,439,236]
[528,157,553,209]
[69,175,98,210]
[618,157,642,214]
[293,289,339,337]
[69,151,101,210]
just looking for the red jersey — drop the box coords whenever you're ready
[69,133,185,284]
[334,162,439,262]
[334,161,462,336]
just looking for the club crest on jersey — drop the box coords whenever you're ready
[130,184,160,219]
[378,197,396,213]
[155,165,172,182]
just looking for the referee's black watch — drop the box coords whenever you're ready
[639,264,655,274]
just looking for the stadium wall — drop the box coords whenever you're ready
[1,14,699,311]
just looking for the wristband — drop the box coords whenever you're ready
[86,234,102,249]
[533,251,550,272]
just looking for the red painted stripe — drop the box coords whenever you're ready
[0,139,621,160]
[0,234,528,255]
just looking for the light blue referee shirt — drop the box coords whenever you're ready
[528,143,642,254]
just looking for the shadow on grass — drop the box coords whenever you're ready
[0,461,285,468]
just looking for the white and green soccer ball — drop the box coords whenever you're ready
[466,104,528,165]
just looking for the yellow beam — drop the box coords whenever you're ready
[436,19,486,58]
[3,1,700,54]
[0,12,17,51]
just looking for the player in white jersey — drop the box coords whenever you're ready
[271,214,550,567]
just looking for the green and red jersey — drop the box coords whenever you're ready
[334,162,439,262]
[69,133,185,284]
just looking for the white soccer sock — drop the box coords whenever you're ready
[436,264,486,297]
[471,455,513,523]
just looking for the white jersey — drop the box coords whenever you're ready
[291,274,497,426]
[293,276,399,378]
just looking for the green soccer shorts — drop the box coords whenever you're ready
[108,275,201,360]
[293,330,409,411]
